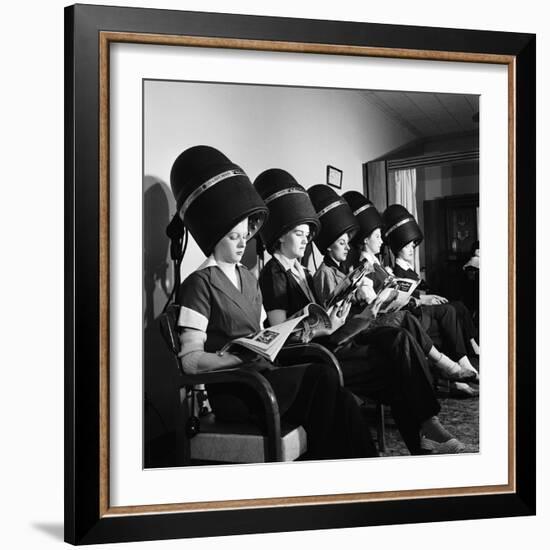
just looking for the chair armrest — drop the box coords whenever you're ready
[177,365,282,462]
[159,305,283,461]
[178,367,278,412]
[278,342,343,387]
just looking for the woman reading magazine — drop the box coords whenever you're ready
[170,146,376,460]
[341,191,478,385]
[381,204,479,396]
[256,170,466,455]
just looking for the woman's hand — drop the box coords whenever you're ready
[331,300,352,326]
[315,301,352,336]
[355,278,377,304]
[217,351,244,368]
[370,286,398,317]
[420,294,448,306]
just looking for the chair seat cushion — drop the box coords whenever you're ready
[191,414,307,463]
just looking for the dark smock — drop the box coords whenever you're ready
[260,256,441,454]
[177,263,376,460]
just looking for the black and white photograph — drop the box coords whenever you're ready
[143,79,481,468]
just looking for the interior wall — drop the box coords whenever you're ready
[143,79,416,452]
[145,80,416,283]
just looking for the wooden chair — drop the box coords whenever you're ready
[159,304,343,465]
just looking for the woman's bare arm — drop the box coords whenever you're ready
[178,328,242,374]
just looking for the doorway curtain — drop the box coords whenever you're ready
[390,168,420,272]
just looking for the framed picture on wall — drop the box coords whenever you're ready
[327,165,343,188]
[65,4,536,545]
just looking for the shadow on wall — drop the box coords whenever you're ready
[141,176,274,466]
[143,176,182,468]
[144,176,171,327]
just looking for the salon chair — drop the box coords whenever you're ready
[159,303,343,465]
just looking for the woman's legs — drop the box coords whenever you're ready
[394,311,476,381]
[419,416,466,453]
[374,327,444,453]
[372,328,466,453]
[399,311,434,354]
[423,303,468,361]
[423,304,477,374]
[208,362,377,460]
[339,326,454,455]
[450,300,479,355]
[284,362,378,460]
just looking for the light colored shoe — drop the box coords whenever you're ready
[460,363,479,382]
[432,358,478,382]
[420,436,466,454]
[449,381,479,398]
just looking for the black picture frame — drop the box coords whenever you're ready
[327,165,343,189]
[65,3,536,545]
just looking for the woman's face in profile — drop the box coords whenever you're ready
[363,228,382,255]
[279,224,311,260]
[328,232,350,263]
[214,218,249,264]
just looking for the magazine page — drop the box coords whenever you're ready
[227,315,308,361]
[378,277,420,314]
[223,303,330,361]
[325,261,374,310]
[297,303,332,341]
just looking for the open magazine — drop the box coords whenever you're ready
[376,275,420,314]
[329,272,420,349]
[325,259,374,310]
[218,303,332,362]
[326,260,419,314]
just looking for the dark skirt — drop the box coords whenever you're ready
[331,325,440,454]
[207,355,377,460]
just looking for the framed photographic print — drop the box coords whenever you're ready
[327,165,343,189]
[65,3,536,545]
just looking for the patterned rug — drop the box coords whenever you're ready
[372,385,480,456]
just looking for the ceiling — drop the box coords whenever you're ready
[363,90,479,140]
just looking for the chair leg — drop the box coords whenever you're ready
[433,376,450,395]
[376,402,386,453]
[175,387,191,466]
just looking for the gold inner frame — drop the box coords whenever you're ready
[98,31,517,517]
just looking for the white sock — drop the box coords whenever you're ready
[429,347,459,372]
[458,356,478,374]
[453,382,474,392]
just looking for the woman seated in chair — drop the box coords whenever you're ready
[382,204,480,381]
[255,169,465,455]
[339,191,478,385]
[170,145,377,461]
